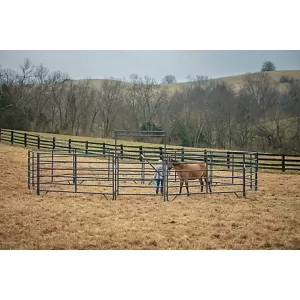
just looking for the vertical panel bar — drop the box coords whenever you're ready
[27,151,31,189]
[108,152,111,180]
[73,152,76,185]
[51,151,54,182]
[243,154,246,197]
[231,154,234,185]
[32,151,35,188]
[250,153,253,189]
[117,156,120,195]
[206,158,208,194]
[209,151,213,186]
[74,154,77,193]
[255,152,258,191]
[37,152,40,195]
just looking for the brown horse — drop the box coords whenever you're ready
[167,159,212,196]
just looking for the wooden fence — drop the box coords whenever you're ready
[1,129,300,172]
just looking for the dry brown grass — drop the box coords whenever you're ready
[1,143,300,250]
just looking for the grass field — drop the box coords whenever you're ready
[1,142,300,250]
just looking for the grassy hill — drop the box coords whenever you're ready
[73,70,300,93]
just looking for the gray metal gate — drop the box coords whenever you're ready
[28,149,114,199]
[28,133,258,201]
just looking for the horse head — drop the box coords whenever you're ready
[167,158,178,170]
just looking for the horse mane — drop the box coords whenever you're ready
[170,159,180,165]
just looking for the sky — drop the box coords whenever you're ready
[0,50,299,82]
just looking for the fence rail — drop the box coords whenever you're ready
[1,128,300,172]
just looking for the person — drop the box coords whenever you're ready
[154,159,166,195]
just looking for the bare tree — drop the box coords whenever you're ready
[285,79,300,152]
[239,72,279,149]
[96,78,127,138]
[28,64,51,131]
[126,75,167,132]
[47,71,70,132]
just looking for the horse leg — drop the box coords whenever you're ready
[205,177,212,193]
[185,180,190,196]
[179,179,183,194]
[200,178,204,192]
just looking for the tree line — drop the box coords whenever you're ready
[1,58,300,154]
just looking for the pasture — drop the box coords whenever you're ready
[0,143,300,250]
[79,70,300,93]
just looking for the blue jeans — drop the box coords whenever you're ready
[156,179,163,194]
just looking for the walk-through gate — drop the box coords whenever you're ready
[113,130,168,200]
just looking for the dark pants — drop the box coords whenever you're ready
[156,179,163,194]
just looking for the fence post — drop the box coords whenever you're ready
[0,129,1,142]
[24,133,27,148]
[139,146,143,162]
[85,141,89,154]
[204,149,207,163]
[68,139,72,153]
[11,130,14,145]
[282,154,286,172]
[120,144,123,160]
[227,151,230,169]
[53,137,56,150]
[159,146,163,159]
[181,148,184,162]
[37,136,40,149]
[103,143,106,158]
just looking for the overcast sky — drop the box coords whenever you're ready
[0,50,299,82]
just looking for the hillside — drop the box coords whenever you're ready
[73,70,300,92]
